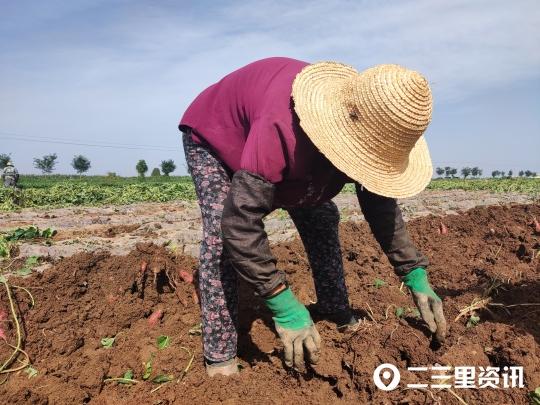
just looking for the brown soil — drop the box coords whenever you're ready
[1,204,539,404]
[53,224,141,240]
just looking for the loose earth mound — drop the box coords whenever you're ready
[1,204,539,404]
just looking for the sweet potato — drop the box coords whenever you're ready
[438,222,448,235]
[148,309,164,327]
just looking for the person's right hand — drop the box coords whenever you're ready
[265,287,321,369]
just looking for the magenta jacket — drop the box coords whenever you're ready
[179,57,348,208]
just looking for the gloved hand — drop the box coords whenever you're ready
[265,287,321,369]
[402,267,447,342]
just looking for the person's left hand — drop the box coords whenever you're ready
[402,267,447,342]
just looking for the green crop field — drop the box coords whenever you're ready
[1,176,538,211]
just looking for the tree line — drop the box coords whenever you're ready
[0,153,177,177]
[436,166,537,179]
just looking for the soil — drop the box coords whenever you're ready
[1,203,539,404]
[0,189,536,260]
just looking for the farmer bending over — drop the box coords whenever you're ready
[2,161,19,188]
[178,57,446,377]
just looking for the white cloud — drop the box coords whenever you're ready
[1,0,539,173]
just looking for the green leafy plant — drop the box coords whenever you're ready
[15,256,39,277]
[142,356,153,380]
[24,366,38,378]
[119,369,135,384]
[101,336,115,349]
[157,335,170,350]
[392,306,419,319]
[530,387,540,405]
[373,278,386,289]
[4,226,56,242]
[466,315,481,328]
[153,374,173,383]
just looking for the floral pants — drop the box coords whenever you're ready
[182,132,350,362]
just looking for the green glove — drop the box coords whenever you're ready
[403,268,447,342]
[402,267,441,301]
[265,288,321,368]
[265,287,312,330]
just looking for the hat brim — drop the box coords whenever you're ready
[292,62,433,199]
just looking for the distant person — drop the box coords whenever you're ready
[178,57,446,376]
[2,161,19,188]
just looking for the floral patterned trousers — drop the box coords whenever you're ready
[183,132,350,362]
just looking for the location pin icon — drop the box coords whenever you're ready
[373,363,401,391]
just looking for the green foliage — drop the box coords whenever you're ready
[466,315,480,328]
[101,336,115,349]
[33,153,58,174]
[394,306,419,319]
[461,167,472,179]
[0,180,196,211]
[3,226,56,241]
[142,355,154,380]
[0,153,11,169]
[530,387,540,405]
[136,159,148,177]
[151,167,161,177]
[120,369,134,384]
[426,178,540,195]
[25,366,38,378]
[3,176,538,212]
[15,256,39,277]
[152,374,173,384]
[157,335,170,350]
[160,159,176,176]
[71,155,91,174]
[0,226,56,257]
[373,279,386,289]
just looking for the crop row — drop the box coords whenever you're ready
[1,178,538,211]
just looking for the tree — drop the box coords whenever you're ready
[160,159,176,176]
[477,168,483,177]
[507,170,513,178]
[0,153,10,169]
[491,170,500,178]
[471,167,482,178]
[33,153,58,174]
[461,167,472,179]
[136,159,148,177]
[435,167,445,177]
[151,167,161,177]
[518,170,525,177]
[444,166,452,178]
[71,155,91,174]
[501,171,505,178]
[450,168,458,178]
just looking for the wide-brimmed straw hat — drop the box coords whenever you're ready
[292,62,433,199]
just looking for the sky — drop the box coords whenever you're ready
[1,0,539,176]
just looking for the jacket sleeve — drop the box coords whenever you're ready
[355,183,429,276]
[221,170,286,297]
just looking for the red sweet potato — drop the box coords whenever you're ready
[148,309,164,327]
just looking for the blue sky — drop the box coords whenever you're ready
[1,0,539,176]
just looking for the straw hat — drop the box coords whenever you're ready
[292,62,433,199]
